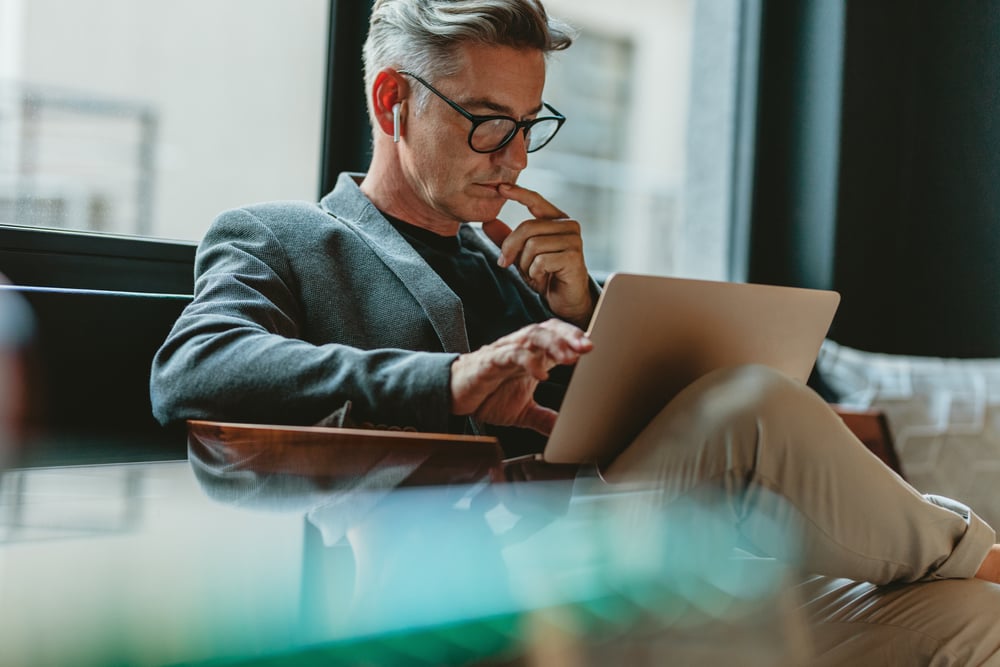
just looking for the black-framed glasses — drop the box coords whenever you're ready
[398,70,566,154]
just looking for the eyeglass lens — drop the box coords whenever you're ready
[472,117,561,153]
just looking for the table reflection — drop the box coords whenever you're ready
[0,442,810,666]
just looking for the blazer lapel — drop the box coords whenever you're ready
[320,174,471,355]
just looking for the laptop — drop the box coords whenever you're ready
[541,273,840,466]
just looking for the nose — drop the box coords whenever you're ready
[492,129,528,171]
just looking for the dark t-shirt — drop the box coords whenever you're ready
[384,214,570,457]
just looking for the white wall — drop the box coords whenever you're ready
[11,0,328,240]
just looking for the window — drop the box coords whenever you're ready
[0,0,329,241]
[502,0,749,281]
[1,0,752,283]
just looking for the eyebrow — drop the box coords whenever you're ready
[461,96,544,118]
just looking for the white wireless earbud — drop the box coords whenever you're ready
[392,103,402,143]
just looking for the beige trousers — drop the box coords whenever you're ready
[604,364,1000,666]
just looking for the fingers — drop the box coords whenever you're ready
[494,217,581,266]
[499,183,566,219]
[491,186,586,299]
[515,228,585,283]
[487,319,590,378]
[497,318,593,360]
[492,183,577,270]
[450,320,592,421]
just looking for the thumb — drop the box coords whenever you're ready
[518,403,559,436]
[482,218,512,247]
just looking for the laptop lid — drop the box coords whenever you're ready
[543,273,840,465]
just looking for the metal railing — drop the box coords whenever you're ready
[0,81,158,235]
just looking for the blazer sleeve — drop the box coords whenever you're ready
[149,208,457,431]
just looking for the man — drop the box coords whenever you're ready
[151,0,1000,663]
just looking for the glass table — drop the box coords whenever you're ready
[0,454,808,666]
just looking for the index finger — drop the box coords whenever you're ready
[534,318,593,355]
[499,183,566,219]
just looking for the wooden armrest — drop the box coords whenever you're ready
[187,420,505,486]
[831,405,905,478]
[189,408,903,491]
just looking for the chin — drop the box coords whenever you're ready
[448,184,506,222]
[463,200,505,224]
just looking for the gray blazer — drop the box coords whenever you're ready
[150,172,558,433]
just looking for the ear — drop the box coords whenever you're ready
[371,69,408,141]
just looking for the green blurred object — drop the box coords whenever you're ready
[0,462,807,667]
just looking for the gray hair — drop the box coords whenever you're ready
[363,0,574,118]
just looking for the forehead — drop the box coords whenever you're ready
[444,43,546,114]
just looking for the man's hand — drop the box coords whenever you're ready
[482,184,595,329]
[450,319,593,436]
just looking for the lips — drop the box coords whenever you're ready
[471,172,516,198]
[473,172,515,189]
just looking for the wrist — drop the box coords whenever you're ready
[555,293,595,329]
[449,352,476,416]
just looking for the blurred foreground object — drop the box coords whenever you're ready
[0,459,810,666]
[188,425,812,666]
[0,278,33,468]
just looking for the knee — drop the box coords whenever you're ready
[607,364,830,482]
[687,364,813,425]
[677,364,833,457]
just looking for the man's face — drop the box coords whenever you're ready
[399,44,546,225]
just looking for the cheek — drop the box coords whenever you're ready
[405,123,495,203]
[411,129,463,177]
